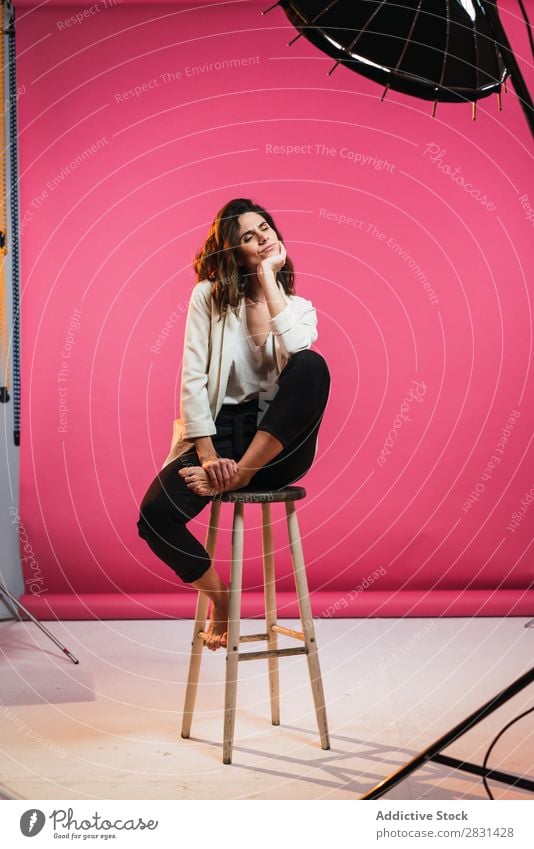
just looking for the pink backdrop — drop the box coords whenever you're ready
[15,0,533,618]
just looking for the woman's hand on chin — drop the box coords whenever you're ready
[258,240,287,278]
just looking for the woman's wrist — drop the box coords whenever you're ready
[190,436,218,463]
[199,453,218,464]
[257,264,276,287]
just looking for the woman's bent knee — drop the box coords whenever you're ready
[290,349,330,380]
[287,351,330,396]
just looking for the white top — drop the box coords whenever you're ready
[162,280,318,469]
[222,306,279,419]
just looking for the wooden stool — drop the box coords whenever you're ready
[180,485,330,764]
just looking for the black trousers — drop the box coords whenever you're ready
[136,349,331,583]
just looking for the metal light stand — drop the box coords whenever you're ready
[361,666,534,799]
[482,0,534,137]
[0,582,79,664]
[0,2,78,666]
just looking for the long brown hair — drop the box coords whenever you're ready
[192,198,295,319]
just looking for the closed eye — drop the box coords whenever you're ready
[243,223,270,242]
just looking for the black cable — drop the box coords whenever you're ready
[516,0,534,59]
[481,705,534,799]
[5,0,20,444]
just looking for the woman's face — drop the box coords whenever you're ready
[233,212,278,271]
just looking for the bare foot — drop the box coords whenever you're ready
[178,464,253,496]
[202,599,229,651]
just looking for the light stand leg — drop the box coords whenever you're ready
[361,666,534,799]
[0,583,79,664]
[0,586,21,620]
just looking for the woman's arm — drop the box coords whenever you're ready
[258,242,319,356]
[267,296,318,356]
[179,284,238,475]
[190,435,218,462]
[258,242,319,357]
[180,283,217,440]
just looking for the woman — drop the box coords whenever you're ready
[137,198,331,651]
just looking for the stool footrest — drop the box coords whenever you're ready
[239,632,270,643]
[197,629,304,643]
[197,631,270,643]
[271,624,304,641]
[237,646,308,662]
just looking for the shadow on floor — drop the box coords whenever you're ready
[184,723,489,799]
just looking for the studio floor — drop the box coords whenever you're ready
[0,616,532,801]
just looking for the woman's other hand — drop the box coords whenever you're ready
[201,457,239,490]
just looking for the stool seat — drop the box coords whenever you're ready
[214,485,306,503]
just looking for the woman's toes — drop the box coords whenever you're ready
[206,633,222,651]
[179,465,219,495]
[191,481,216,496]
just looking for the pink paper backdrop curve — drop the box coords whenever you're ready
[14,0,533,618]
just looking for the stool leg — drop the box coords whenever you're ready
[285,501,330,750]
[181,499,221,739]
[261,503,280,726]
[223,501,245,764]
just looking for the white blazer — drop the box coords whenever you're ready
[161,278,318,469]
